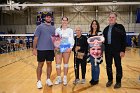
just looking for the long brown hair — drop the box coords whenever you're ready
[90,20,100,35]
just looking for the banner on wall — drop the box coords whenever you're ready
[136,8,140,23]
[36,12,54,25]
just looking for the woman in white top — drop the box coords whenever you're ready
[54,17,74,85]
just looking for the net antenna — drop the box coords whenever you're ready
[2,0,26,11]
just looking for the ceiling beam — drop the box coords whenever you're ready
[0,2,140,7]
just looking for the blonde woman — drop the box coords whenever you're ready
[54,17,74,85]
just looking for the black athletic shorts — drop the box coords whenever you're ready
[37,50,54,62]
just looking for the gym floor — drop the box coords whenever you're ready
[0,47,140,93]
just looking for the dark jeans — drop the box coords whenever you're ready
[74,57,87,79]
[90,56,100,81]
[105,50,122,83]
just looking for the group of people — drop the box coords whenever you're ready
[33,12,126,89]
[9,36,26,51]
[0,36,26,53]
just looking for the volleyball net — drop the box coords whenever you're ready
[0,32,140,54]
[0,34,34,54]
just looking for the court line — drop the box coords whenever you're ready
[0,54,33,69]
[126,65,140,73]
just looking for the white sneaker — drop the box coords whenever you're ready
[46,79,53,86]
[37,80,42,89]
[55,76,62,85]
[73,79,80,84]
[81,79,86,84]
[63,76,67,86]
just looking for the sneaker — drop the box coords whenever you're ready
[46,79,53,87]
[90,80,99,85]
[37,80,42,89]
[73,79,80,84]
[106,81,113,87]
[55,76,62,85]
[81,79,86,84]
[63,76,67,86]
[89,79,94,84]
[114,83,121,89]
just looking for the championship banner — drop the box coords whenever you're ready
[51,35,70,53]
[36,12,54,25]
[136,8,140,23]
[87,36,105,66]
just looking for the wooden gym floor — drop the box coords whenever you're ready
[0,47,140,93]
